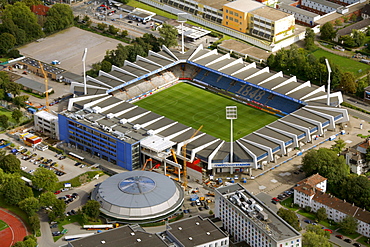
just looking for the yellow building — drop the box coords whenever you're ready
[222,0,295,42]
[222,0,264,33]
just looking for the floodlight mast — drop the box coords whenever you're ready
[82,48,88,95]
[325,58,332,106]
[226,106,237,174]
[177,13,187,54]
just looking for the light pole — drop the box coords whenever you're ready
[325,58,332,106]
[82,48,88,95]
[226,106,237,174]
[177,13,187,54]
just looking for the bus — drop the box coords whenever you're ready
[83,224,114,230]
[64,233,95,241]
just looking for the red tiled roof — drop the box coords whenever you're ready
[31,4,50,16]
[294,184,315,196]
[358,139,370,150]
[297,173,326,187]
[313,191,370,224]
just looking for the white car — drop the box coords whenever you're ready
[28,169,35,174]
[21,166,27,171]
[29,159,35,163]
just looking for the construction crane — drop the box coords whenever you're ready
[38,61,49,111]
[141,158,152,171]
[182,125,203,190]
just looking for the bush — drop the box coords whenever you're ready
[7,49,21,58]
[304,206,312,212]
[48,146,64,154]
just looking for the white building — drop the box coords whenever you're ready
[34,110,59,139]
[301,0,342,14]
[215,183,302,247]
[279,4,321,26]
[344,139,370,175]
[294,174,370,237]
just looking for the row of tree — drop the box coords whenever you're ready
[87,24,178,77]
[302,145,370,211]
[0,2,74,56]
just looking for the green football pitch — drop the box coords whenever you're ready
[134,83,278,141]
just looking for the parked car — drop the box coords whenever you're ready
[344,239,352,243]
[324,229,332,234]
[198,207,203,211]
[21,166,27,171]
[272,197,279,202]
[271,200,277,204]
[54,190,61,195]
[75,162,81,166]
[71,210,76,215]
[72,192,78,197]
[293,171,300,175]
[353,243,361,247]
[335,235,343,239]
[304,220,311,224]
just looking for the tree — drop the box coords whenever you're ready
[39,192,66,220]
[7,49,21,59]
[0,115,9,129]
[351,14,357,22]
[0,173,33,205]
[82,200,101,219]
[356,76,369,98]
[0,154,21,173]
[159,24,178,48]
[320,22,336,41]
[100,60,112,73]
[121,30,128,38]
[352,30,365,47]
[303,231,332,247]
[340,72,357,94]
[304,27,315,51]
[277,208,301,231]
[43,4,74,33]
[18,197,40,216]
[22,0,42,7]
[108,25,119,35]
[338,216,358,235]
[316,207,328,222]
[2,2,43,44]
[0,33,16,54]
[12,242,25,247]
[335,19,342,26]
[331,138,346,154]
[28,214,40,234]
[39,192,56,207]
[12,109,22,123]
[306,225,330,237]
[32,167,58,192]
[23,238,37,247]
[13,95,29,108]
[97,23,107,31]
[302,148,349,187]
[339,175,370,210]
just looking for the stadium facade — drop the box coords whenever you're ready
[91,170,184,222]
[59,44,349,176]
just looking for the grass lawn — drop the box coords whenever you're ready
[297,209,316,221]
[56,171,103,190]
[134,83,278,141]
[337,229,361,239]
[0,219,9,231]
[357,236,370,247]
[0,196,30,227]
[127,0,177,20]
[280,197,299,211]
[311,49,370,77]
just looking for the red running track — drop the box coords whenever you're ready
[0,209,29,247]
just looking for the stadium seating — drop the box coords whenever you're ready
[193,69,302,114]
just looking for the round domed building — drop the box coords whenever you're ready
[92,171,184,223]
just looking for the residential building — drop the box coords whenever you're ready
[34,110,59,139]
[30,4,50,16]
[344,138,370,175]
[215,183,302,246]
[361,4,370,19]
[67,216,229,247]
[294,174,370,237]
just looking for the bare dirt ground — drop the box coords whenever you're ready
[18,27,125,75]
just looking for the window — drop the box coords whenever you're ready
[226,9,228,13]
[230,10,233,15]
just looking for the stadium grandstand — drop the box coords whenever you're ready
[60,44,348,177]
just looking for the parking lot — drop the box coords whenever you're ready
[18,27,123,75]
[0,133,91,182]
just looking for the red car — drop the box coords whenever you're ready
[335,235,343,239]
[54,190,61,195]
[272,197,280,202]
[324,229,333,234]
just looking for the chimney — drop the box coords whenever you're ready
[352,203,355,206]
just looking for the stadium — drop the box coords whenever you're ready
[59,44,349,178]
[91,170,184,222]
